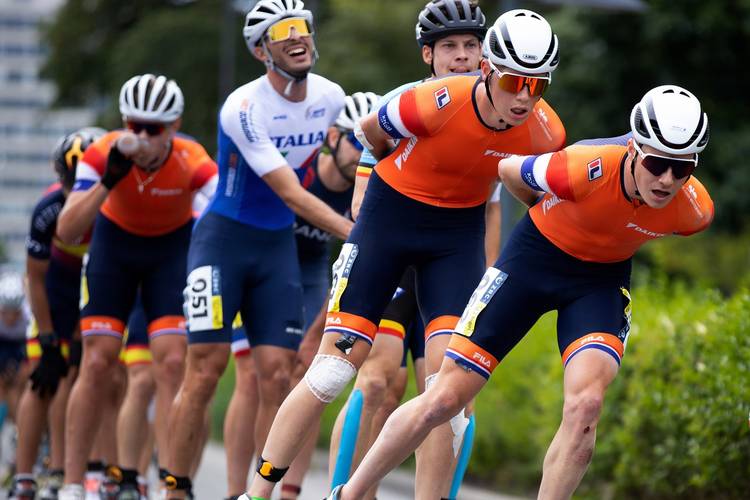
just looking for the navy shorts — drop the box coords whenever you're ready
[0,339,26,374]
[325,172,485,345]
[185,212,304,351]
[123,294,152,366]
[446,214,632,379]
[45,261,81,341]
[81,215,191,338]
[299,255,329,331]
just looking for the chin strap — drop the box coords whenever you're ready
[261,40,319,96]
[484,71,496,110]
[330,134,355,183]
[629,155,642,199]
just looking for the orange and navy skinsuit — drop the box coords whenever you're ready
[72,131,218,340]
[324,74,566,347]
[446,143,714,378]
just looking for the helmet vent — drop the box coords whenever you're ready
[633,108,651,138]
[489,30,506,60]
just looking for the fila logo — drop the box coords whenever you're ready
[326,316,342,325]
[472,352,492,368]
[434,86,451,109]
[587,157,603,181]
[579,335,605,346]
[687,184,698,199]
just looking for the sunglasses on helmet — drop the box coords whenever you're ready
[633,142,698,180]
[266,17,312,43]
[126,121,166,136]
[487,60,551,97]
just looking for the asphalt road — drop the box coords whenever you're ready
[193,442,527,500]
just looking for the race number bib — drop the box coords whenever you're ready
[327,243,359,313]
[454,267,508,336]
[184,265,223,332]
[79,253,90,309]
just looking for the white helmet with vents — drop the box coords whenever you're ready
[0,272,24,309]
[119,74,184,123]
[483,9,559,75]
[336,92,380,131]
[630,85,709,155]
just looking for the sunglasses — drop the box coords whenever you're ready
[488,60,550,97]
[266,17,312,43]
[345,131,364,151]
[126,121,166,136]
[633,142,697,180]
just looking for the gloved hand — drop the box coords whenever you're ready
[30,333,69,398]
[101,143,133,189]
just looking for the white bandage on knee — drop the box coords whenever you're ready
[450,408,470,457]
[304,354,357,403]
[425,373,439,391]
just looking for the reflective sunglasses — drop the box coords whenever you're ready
[633,142,697,180]
[266,17,312,43]
[488,60,550,97]
[345,131,364,151]
[126,121,166,136]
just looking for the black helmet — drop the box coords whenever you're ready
[415,0,487,47]
[52,127,106,189]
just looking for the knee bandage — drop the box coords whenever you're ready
[304,354,357,403]
[425,373,438,391]
[449,408,470,457]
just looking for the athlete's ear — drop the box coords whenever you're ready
[326,127,341,149]
[421,44,433,66]
[480,59,492,80]
[252,44,266,62]
[169,117,182,134]
[627,137,636,159]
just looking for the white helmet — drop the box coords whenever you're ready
[0,272,24,309]
[243,0,314,50]
[336,92,380,131]
[630,85,709,155]
[483,9,559,75]
[119,74,184,123]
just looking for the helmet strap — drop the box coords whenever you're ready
[484,71,497,110]
[629,156,642,200]
[261,39,318,97]
[330,133,355,183]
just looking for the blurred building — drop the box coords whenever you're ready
[0,0,95,266]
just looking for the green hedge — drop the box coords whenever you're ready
[212,282,750,498]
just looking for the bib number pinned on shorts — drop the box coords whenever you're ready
[327,243,358,313]
[455,267,508,337]
[184,266,223,332]
[79,253,90,309]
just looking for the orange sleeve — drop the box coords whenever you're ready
[675,178,714,236]
[545,145,620,201]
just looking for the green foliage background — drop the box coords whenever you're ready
[41,0,750,233]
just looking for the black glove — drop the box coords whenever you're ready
[101,144,133,189]
[30,333,69,398]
